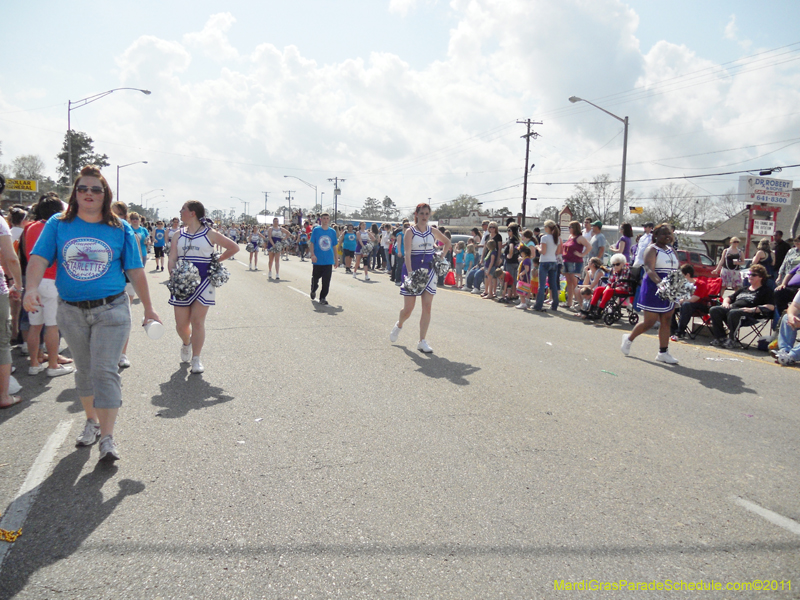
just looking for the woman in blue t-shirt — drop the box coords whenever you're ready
[24,165,162,462]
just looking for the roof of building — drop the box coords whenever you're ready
[701,188,800,244]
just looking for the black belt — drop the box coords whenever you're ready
[64,291,125,309]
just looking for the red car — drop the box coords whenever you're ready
[677,250,718,278]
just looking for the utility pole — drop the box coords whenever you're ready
[283,190,295,223]
[328,177,345,224]
[261,191,270,221]
[517,119,542,227]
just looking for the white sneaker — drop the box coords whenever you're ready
[47,365,75,377]
[390,322,402,342]
[20,342,29,356]
[417,339,433,353]
[8,376,21,394]
[248,264,253,271]
[268,272,272,279]
[353,273,358,278]
[28,364,47,376]
[191,356,204,374]
[98,435,120,462]
[656,351,679,365]
[180,343,192,363]
[76,418,100,446]
[471,287,481,294]
[515,302,528,310]
[365,274,370,281]
[621,334,632,356]
[118,354,131,369]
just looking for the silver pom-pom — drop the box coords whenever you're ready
[269,241,283,253]
[207,252,230,288]
[167,259,201,300]
[431,253,450,278]
[246,242,256,253]
[362,242,374,256]
[402,268,429,295]
[656,270,695,303]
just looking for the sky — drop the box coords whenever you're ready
[1,0,799,222]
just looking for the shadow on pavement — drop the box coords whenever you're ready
[0,449,144,598]
[312,301,343,315]
[399,347,480,386]
[629,357,758,395]
[151,368,235,418]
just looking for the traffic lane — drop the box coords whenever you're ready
[2,257,798,597]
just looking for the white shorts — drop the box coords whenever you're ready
[28,279,58,326]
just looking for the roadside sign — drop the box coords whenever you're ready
[738,175,792,206]
[629,206,644,214]
[334,188,341,196]
[5,179,38,192]
[752,219,776,236]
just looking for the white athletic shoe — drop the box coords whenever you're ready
[471,287,481,294]
[621,334,632,356]
[8,376,21,395]
[47,365,75,377]
[390,322,402,342]
[28,364,47,376]
[365,274,370,281]
[417,339,433,353]
[191,356,204,374]
[180,343,192,363]
[656,351,679,365]
[118,354,131,369]
[98,435,120,462]
[515,302,528,310]
[76,419,100,446]
[353,273,358,278]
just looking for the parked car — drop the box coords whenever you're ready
[677,250,718,278]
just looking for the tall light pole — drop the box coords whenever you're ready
[231,196,248,220]
[320,191,325,211]
[116,161,148,201]
[261,191,270,221]
[328,177,345,224]
[283,190,295,221]
[141,188,164,210]
[283,175,317,209]
[569,96,628,226]
[68,88,151,185]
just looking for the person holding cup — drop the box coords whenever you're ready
[24,165,162,462]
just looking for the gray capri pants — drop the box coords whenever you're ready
[0,294,11,366]
[57,294,131,409]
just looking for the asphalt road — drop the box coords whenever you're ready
[0,251,798,599]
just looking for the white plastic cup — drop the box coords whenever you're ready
[144,320,165,340]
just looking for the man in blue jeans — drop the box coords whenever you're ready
[773,289,800,365]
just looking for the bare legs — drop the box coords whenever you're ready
[628,309,674,348]
[397,291,434,341]
[174,303,210,358]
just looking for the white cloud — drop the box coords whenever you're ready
[388,0,420,16]
[183,13,240,62]
[723,14,752,51]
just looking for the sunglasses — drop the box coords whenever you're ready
[76,185,104,195]
[748,272,761,277]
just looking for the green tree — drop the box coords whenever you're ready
[360,197,383,219]
[381,196,399,220]
[56,131,110,186]
[432,194,480,220]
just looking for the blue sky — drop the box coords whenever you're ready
[1,0,799,219]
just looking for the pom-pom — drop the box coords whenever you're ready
[656,270,695,303]
[362,242,374,256]
[167,260,201,300]
[402,268,429,295]
[431,253,450,278]
[207,252,230,288]
[269,241,283,253]
[246,242,256,253]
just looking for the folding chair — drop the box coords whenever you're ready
[734,312,773,349]
[687,277,723,339]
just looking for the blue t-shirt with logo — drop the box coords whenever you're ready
[153,228,166,247]
[31,215,143,302]
[342,232,357,251]
[310,226,338,266]
[132,226,149,258]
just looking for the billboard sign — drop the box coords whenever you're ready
[752,219,776,236]
[5,179,38,192]
[738,175,793,206]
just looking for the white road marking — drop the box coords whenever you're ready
[0,419,73,567]
[733,496,800,536]
[235,260,249,267]
[288,286,310,298]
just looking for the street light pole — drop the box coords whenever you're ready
[116,161,148,202]
[68,88,151,186]
[328,177,345,224]
[283,175,317,209]
[569,96,628,226]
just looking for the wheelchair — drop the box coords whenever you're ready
[601,289,639,327]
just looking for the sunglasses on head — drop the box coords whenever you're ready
[76,185,104,194]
